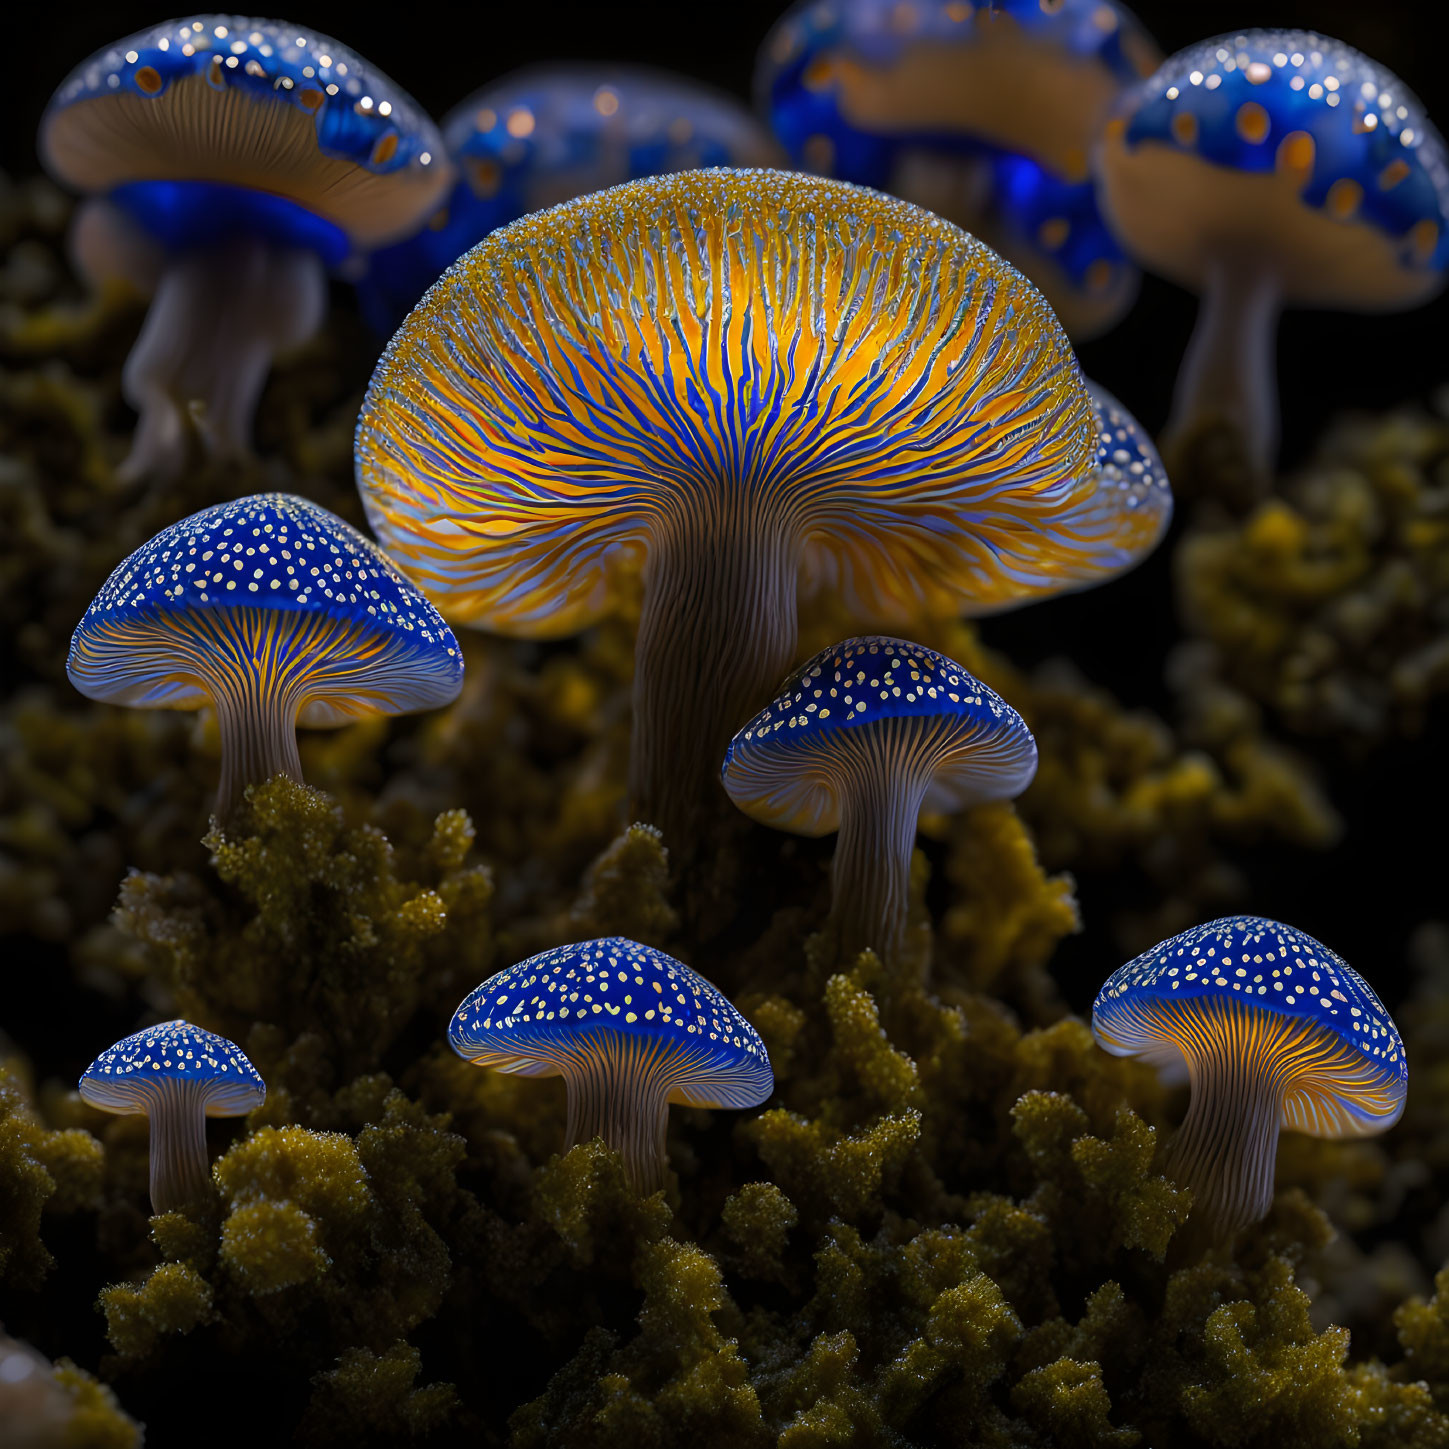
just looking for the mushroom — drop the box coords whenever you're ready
[357,168,1162,853]
[987,152,1140,340]
[67,492,463,820]
[79,1019,265,1214]
[755,0,1160,336]
[1096,29,1449,482]
[722,637,1036,967]
[1074,379,1173,558]
[449,937,773,1193]
[1092,915,1407,1240]
[39,16,448,480]
[359,64,782,336]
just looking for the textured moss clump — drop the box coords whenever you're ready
[1176,406,1449,747]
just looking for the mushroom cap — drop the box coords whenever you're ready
[988,152,1140,340]
[449,937,773,1110]
[40,15,448,249]
[357,167,1122,637]
[67,492,462,725]
[1097,30,1449,308]
[1067,380,1172,564]
[79,1019,266,1117]
[1092,916,1407,1137]
[721,637,1037,836]
[358,64,782,333]
[757,0,1159,185]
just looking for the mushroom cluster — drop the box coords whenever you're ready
[25,4,1430,1439]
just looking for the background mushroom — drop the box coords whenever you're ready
[66,492,462,819]
[1096,29,1449,487]
[755,0,1160,335]
[79,1019,265,1214]
[39,16,449,479]
[722,637,1037,969]
[1092,915,1408,1240]
[356,167,1156,856]
[449,937,773,1193]
[358,63,782,336]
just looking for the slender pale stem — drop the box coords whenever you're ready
[563,1052,672,1195]
[146,1081,213,1215]
[213,675,305,821]
[1167,262,1282,479]
[117,238,326,482]
[630,494,803,853]
[826,723,935,969]
[1164,1044,1285,1241]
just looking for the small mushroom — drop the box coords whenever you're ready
[722,638,1037,967]
[450,937,773,1193]
[1097,29,1449,482]
[359,64,781,335]
[39,16,448,479]
[1092,915,1407,1240]
[756,0,1160,335]
[67,492,462,820]
[358,169,1152,854]
[79,1019,265,1214]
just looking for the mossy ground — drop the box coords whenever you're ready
[2,174,1447,1447]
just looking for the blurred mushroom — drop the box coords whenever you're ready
[1097,29,1449,485]
[39,16,449,479]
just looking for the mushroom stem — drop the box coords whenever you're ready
[213,676,305,821]
[1165,1037,1284,1241]
[562,1041,672,1194]
[118,237,326,483]
[890,148,994,233]
[146,1081,213,1214]
[1167,261,1281,481]
[827,723,935,968]
[631,495,802,854]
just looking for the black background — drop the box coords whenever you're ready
[1,0,1443,1009]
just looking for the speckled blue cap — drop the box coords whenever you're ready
[79,1019,266,1116]
[1099,30,1449,303]
[757,0,1159,186]
[450,937,773,1109]
[722,637,1037,836]
[67,492,462,722]
[357,63,781,333]
[1093,915,1407,1135]
[40,15,449,251]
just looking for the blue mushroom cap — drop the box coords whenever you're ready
[79,1019,266,1116]
[67,492,462,722]
[41,15,448,254]
[757,0,1158,185]
[988,151,1139,336]
[450,937,773,1109]
[357,64,781,335]
[1093,915,1407,1135]
[722,637,1037,837]
[1100,29,1449,302]
[1071,380,1172,546]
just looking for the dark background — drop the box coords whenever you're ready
[2,0,1442,1005]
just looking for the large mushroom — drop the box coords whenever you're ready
[40,15,449,479]
[1096,29,1449,485]
[357,168,1162,853]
